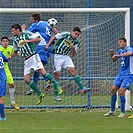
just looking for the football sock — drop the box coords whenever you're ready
[120,95,125,113]
[28,81,41,96]
[111,95,117,112]
[53,81,59,96]
[53,85,59,96]
[9,88,15,104]
[74,74,84,90]
[43,73,59,88]
[33,71,40,85]
[0,103,5,118]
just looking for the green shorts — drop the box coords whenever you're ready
[5,68,14,84]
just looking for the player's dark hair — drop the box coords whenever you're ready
[12,24,22,32]
[1,36,9,42]
[31,13,41,21]
[119,38,127,43]
[73,27,81,33]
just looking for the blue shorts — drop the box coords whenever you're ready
[114,74,133,90]
[0,80,6,96]
[36,45,53,64]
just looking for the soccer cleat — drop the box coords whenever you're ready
[55,96,62,101]
[57,86,63,95]
[118,113,125,118]
[26,89,34,95]
[104,110,115,117]
[36,93,45,105]
[0,117,6,121]
[44,80,52,91]
[81,87,91,94]
[11,103,20,110]
[128,115,133,119]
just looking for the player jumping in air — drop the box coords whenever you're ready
[21,12,62,101]
[11,24,62,105]
[0,37,20,110]
[45,27,91,98]
[104,38,133,118]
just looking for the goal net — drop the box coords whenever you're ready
[0,8,131,110]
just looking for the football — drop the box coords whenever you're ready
[47,18,58,28]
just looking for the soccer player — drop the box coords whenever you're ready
[0,51,8,120]
[104,38,133,118]
[21,13,61,100]
[45,27,90,96]
[11,24,62,105]
[0,37,20,110]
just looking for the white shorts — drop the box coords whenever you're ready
[24,54,44,75]
[53,54,75,72]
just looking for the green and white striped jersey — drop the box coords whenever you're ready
[13,31,39,57]
[54,32,80,55]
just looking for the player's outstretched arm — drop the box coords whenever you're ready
[52,27,58,34]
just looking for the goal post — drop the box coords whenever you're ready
[124,8,130,111]
[0,8,130,110]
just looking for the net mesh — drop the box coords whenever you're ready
[0,11,130,108]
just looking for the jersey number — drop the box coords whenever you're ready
[46,27,51,37]
[0,57,4,68]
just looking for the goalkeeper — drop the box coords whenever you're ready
[21,13,62,101]
[45,27,90,96]
[11,24,62,105]
[0,37,20,110]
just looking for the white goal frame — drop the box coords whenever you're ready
[0,8,130,110]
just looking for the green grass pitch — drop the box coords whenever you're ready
[0,109,133,133]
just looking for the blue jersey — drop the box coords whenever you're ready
[117,46,133,75]
[27,21,53,64]
[0,51,8,81]
[27,21,52,45]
